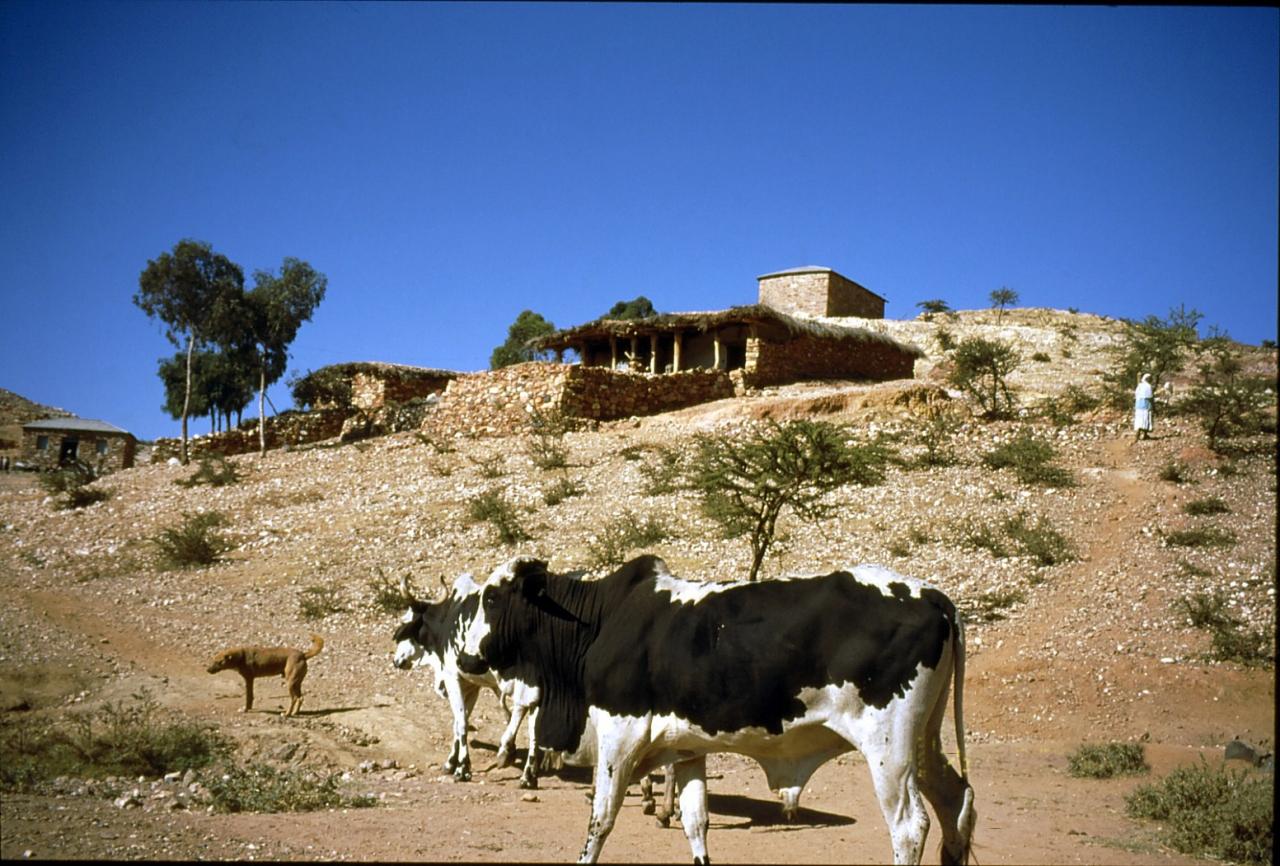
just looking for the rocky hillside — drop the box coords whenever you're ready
[0,308,1274,862]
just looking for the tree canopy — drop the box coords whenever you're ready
[605,296,657,320]
[1100,305,1202,410]
[490,310,556,369]
[989,287,1019,323]
[134,239,245,463]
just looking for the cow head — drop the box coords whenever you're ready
[458,556,549,677]
[391,573,466,677]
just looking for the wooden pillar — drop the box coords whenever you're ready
[673,332,683,372]
[649,333,658,374]
[610,336,618,370]
[713,333,722,370]
[556,348,564,364]
[576,344,587,366]
[629,336,639,371]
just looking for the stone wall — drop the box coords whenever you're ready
[744,333,916,388]
[561,366,735,422]
[350,370,454,411]
[22,429,135,473]
[421,362,739,437]
[150,410,348,462]
[758,271,884,319]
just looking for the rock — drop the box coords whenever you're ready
[1224,739,1261,765]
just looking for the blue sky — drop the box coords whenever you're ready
[1,3,1276,441]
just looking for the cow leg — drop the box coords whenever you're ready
[779,786,801,821]
[662,765,680,827]
[577,715,647,864]
[494,700,528,768]
[517,706,540,789]
[673,757,709,865]
[918,675,975,865]
[441,677,479,780]
[640,773,655,814]
[864,738,930,866]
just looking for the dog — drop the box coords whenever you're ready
[207,634,324,717]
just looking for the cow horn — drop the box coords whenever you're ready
[436,573,450,600]
[399,574,414,603]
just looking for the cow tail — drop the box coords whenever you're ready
[952,614,968,781]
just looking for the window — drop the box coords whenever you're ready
[36,435,48,450]
[96,439,109,455]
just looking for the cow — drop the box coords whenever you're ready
[392,572,545,787]
[459,554,976,866]
[393,572,678,816]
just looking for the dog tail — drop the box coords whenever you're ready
[304,634,325,658]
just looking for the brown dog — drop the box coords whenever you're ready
[207,634,324,717]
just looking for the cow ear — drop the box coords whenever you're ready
[520,568,548,601]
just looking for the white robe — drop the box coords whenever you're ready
[1134,381,1154,431]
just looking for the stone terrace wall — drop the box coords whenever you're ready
[422,362,738,437]
[745,334,916,388]
[424,363,572,437]
[150,410,348,462]
[351,370,454,411]
[561,366,735,422]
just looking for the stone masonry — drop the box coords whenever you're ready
[758,268,885,318]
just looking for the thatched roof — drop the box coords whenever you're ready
[535,304,924,357]
[309,361,458,380]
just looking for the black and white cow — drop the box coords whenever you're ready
[392,573,545,787]
[459,554,976,865]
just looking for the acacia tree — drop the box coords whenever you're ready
[135,240,244,463]
[1100,305,1202,411]
[687,420,888,581]
[1180,333,1274,452]
[915,299,951,321]
[949,336,1021,418]
[989,287,1019,323]
[490,310,556,369]
[228,259,328,455]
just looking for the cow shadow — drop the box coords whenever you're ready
[294,706,365,717]
[708,793,855,831]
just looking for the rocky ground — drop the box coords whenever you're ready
[0,311,1275,863]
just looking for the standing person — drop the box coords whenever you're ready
[1134,373,1154,441]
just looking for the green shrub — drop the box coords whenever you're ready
[949,336,1020,418]
[1125,758,1272,865]
[969,587,1026,622]
[467,489,529,545]
[525,407,572,470]
[153,511,229,569]
[639,445,689,496]
[982,430,1074,487]
[1003,511,1076,566]
[950,516,1009,558]
[586,510,670,569]
[1158,461,1193,484]
[935,328,957,353]
[1163,526,1237,549]
[414,432,455,453]
[1031,351,1051,363]
[1176,558,1212,577]
[886,537,911,558]
[1183,497,1230,516]
[367,567,411,614]
[206,763,376,813]
[1067,742,1149,778]
[914,407,959,467]
[1174,591,1271,666]
[542,475,583,506]
[469,453,506,479]
[175,455,242,488]
[0,690,230,791]
[38,460,112,510]
[299,583,346,620]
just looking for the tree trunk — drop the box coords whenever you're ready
[181,334,193,464]
[258,365,267,456]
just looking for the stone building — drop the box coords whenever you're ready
[757,266,886,319]
[22,418,136,473]
[294,362,457,412]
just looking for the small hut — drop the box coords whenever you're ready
[22,418,136,473]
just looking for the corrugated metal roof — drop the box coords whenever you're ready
[23,417,133,435]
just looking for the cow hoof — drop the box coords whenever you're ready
[454,764,472,782]
[655,815,671,829]
[519,776,538,790]
[641,801,656,815]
